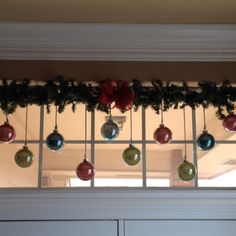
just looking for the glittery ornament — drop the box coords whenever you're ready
[223,114,236,132]
[178,160,196,181]
[76,159,95,181]
[101,117,119,140]
[197,130,215,151]
[153,124,172,144]
[15,145,34,168]
[46,129,64,151]
[0,121,16,143]
[122,144,141,166]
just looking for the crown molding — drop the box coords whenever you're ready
[0,189,236,220]
[0,23,236,61]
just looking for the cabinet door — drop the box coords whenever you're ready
[125,220,236,236]
[0,220,117,236]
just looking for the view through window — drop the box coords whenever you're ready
[0,105,236,188]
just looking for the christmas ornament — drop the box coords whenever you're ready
[153,105,172,144]
[154,124,172,144]
[197,131,215,151]
[15,145,34,168]
[99,80,134,111]
[46,129,64,151]
[223,113,236,132]
[122,109,141,165]
[178,160,196,181]
[76,158,95,181]
[46,106,65,151]
[101,111,119,140]
[76,106,95,181]
[197,107,215,151]
[0,119,16,143]
[15,106,34,168]
[122,144,141,165]
[178,107,196,181]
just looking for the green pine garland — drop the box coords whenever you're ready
[0,76,235,119]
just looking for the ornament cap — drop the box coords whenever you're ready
[53,128,58,133]
[23,145,28,150]
[159,123,164,127]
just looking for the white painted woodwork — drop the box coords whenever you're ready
[0,221,117,236]
[125,220,236,236]
[0,23,236,61]
[0,189,236,220]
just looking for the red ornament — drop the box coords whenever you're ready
[153,124,172,144]
[0,121,16,143]
[76,159,95,181]
[223,114,236,132]
[98,80,134,111]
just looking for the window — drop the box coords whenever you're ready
[1,104,236,188]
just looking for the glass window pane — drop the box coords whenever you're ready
[198,144,236,187]
[146,107,193,141]
[146,143,195,187]
[94,144,142,187]
[0,143,38,187]
[0,105,40,140]
[95,109,142,141]
[42,144,91,187]
[195,107,229,140]
[44,105,91,141]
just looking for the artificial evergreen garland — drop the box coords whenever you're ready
[0,76,236,119]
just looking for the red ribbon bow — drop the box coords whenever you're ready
[98,80,134,111]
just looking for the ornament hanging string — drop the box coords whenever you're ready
[203,107,206,131]
[55,106,58,131]
[24,105,28,146]
[130,109,133,144]
[160,101,164,124]
[183,107,187,161]
[109,107,112,119]
[84,106,87,159]
[5,113,9,123]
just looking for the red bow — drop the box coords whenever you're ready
[98,80,134,111]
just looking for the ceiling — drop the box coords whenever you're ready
[0,0,236,23]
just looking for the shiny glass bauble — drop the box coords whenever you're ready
[76,159,95,181]
[223,114,236,132]
[197,130,215,151]
[15,145,34,168]
[0,121,16,143]
[153,124,172,144]
[46,129,65,151]
[178,160,196,181]
[122,144,141,165]
[101,118,119,140]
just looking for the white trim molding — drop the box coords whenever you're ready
[0,23,236,61]
[0,189,236,220]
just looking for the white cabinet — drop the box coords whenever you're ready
[125,220,236,236]
[0,221,117,236]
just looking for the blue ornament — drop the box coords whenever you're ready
[101,117,119,140]
[197,130,215,151]
[46,129,64,151]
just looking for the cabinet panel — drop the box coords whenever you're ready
[0,221,117,236]
[125,220,236,236]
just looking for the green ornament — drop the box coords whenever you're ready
[122,144,141,166]
[178,160,196,181]
[15,145,34,168]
